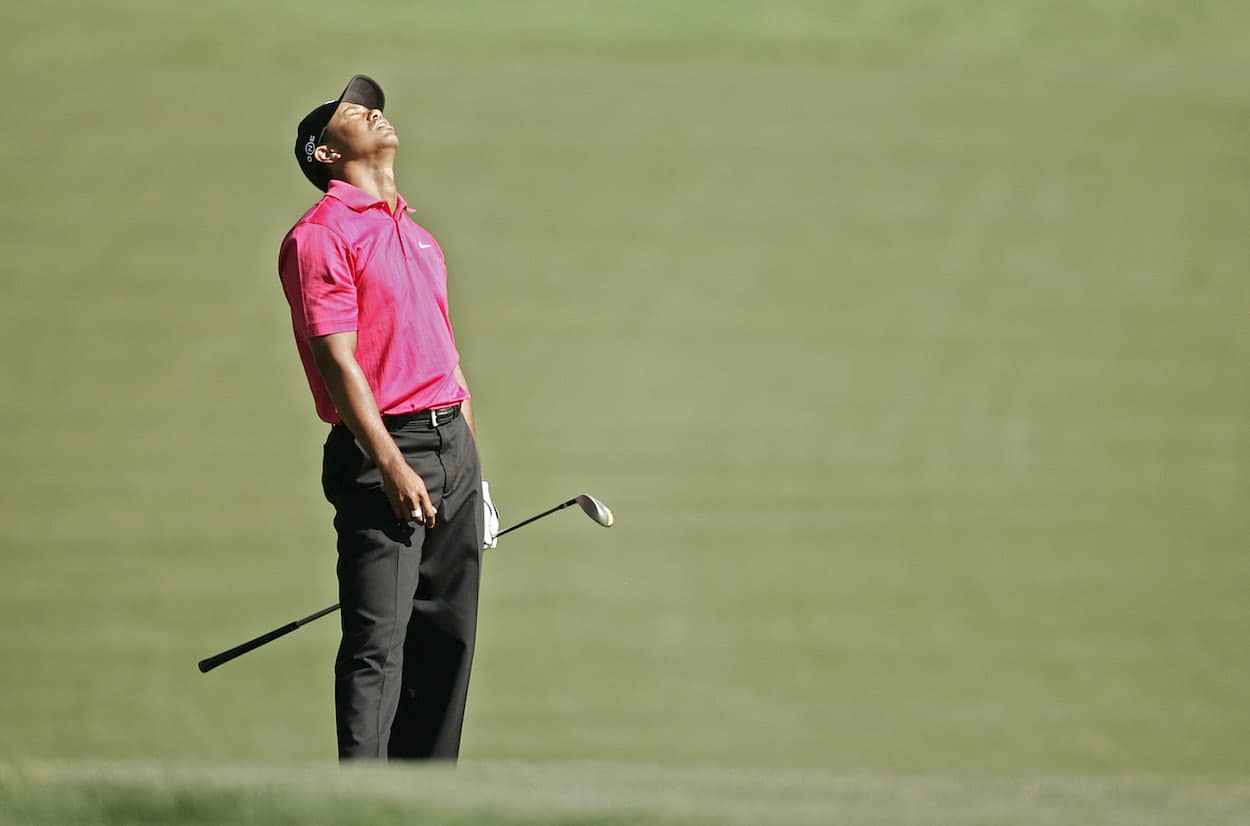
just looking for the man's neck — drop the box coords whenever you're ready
[340,158,399,212]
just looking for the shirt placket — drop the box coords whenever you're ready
[389,206,409,259]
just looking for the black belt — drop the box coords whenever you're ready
[383,404,461,429]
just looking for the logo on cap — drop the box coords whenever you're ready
[304,135,317,162]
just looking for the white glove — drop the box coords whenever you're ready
[482,480,499,549]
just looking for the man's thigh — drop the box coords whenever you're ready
[410,416,483,626]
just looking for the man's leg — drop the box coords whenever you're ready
[332,509,421,759]
[388,415,483,760]
[324,424,446,760]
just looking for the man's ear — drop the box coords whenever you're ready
[314,145,339,165]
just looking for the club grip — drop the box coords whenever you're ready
[198,621,300,673]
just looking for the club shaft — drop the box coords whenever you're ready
[493,498,576,539]
[198,498,580,673]
[197,621,297,673]
[197,603,340,673]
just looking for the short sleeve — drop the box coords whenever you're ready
[278,223,359,338]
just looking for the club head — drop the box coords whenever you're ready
[575,494,614,528]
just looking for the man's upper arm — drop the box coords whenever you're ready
[278,223,359,339]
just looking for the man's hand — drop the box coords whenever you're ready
[482,480,499,548]
[382,458,436,527]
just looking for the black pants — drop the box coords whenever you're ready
[321,412,483,761]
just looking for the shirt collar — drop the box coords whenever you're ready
[326,179,406,215]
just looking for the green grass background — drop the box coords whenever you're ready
[2,0,1249,822]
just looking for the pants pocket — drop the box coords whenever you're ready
[322,426,367,503]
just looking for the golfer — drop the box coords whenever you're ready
[277,75,498,761]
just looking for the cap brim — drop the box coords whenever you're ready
[337,74,384,113]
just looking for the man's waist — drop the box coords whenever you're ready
[382,404,462,429]
[329,404,462,433]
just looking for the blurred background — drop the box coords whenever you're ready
[2,0,1248,821]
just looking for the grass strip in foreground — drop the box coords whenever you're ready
[2,761,1249,826]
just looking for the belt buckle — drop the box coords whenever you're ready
[429,407,444,427]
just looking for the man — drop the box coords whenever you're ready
[277,75,498,761]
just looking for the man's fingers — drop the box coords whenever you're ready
[388,493,412,523]
[403,495,427,525]
[394,492,434,527]
[418,490,437,527]
[384,488,422,525]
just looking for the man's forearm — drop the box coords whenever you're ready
[454,363,477,438]
[318,356,406,472]
[460,395,476,437]
[453,363,483,479]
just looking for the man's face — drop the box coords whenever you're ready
[320,100,398,161]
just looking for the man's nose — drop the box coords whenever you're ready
[368,109,382,122]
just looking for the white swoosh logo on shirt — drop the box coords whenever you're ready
[417,241,432,249]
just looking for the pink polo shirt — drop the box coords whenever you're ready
[278,180,469,424]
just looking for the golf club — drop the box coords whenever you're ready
[197,493,614,673]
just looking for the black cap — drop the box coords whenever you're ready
[294,75,386,192]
